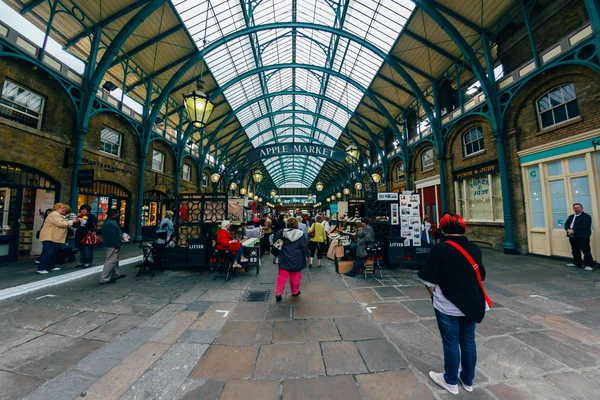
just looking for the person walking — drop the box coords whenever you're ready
[274,214,286,233]
[345,218,375,277]
[297,216,308,239]
[99,209,127,284]
[272,217,309,302]
[565,203,594,271]
[34,208,53,265]
[308,215,326,267]
[323,216,331,245]
[262,213,272,255]
[74,204,97,268]
[56,207,78,265]
[417,213,491,395]
[37,203,80,274]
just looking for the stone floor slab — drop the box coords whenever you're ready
[191,345,256,379]
[189,302,237,331]
[306,319,341,341]
[334,316,384,340]
[0,324,44,355]
[178,379,224,400]
[220,380,280,400]
[507,296,583,316]
[0,370,43,400]
[228,302,268,321]
[563,310,600,330]
[286,291,337,303]
[352,288,380,303]
[177,329,219,344]
[75,327,158,376]
[1,304,80,330]
[82,314,146,342]
[357,370,436,400]
[282,375,361,400]
[266,305,291,320]
[478,335,565,380]
[485,308,545,331]
[215,320,273,345]
[138,303,188,328]
[0,334,78,371]
[333,290,356,303]
[487,379,575,400]
[375,286,406,298]
[199,289,246,302]
[81,342,169,400]
[273,320,307,342]
[121,343,208,400]
[99,295,167,316]
[322,341,368,375]
[370,303,418,323]
[23,369,98,400]
[400,300,436,318]
[477,316,518,337]
[398,286,431,300]
[46,311,117,337]
[513,331,598,368]
[15,338,103,380]
[254,343,325,379]
[355,338,408,372]
[382,322,443,376]
[183,300,213,313]
[293,303,361,318]
[172,284,209,304]
[149,311,199,344]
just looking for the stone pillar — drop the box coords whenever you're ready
[134,153,147,242]
[69,128,87,210]
[437,154,448,213]
[495,131,518,254]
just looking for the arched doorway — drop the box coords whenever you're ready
[78,181,131,233]
[142,190,174,240]
[0,162,60,263]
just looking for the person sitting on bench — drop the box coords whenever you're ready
[217,220,248,268]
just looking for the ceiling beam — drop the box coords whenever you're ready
[126,52,196,92]
[388,54,434,81]
[21,0,44,15]
[428,0,484,34]
[403,30,472,72]
[110,25,183,69]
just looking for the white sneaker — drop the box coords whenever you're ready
[37,270,49,274]
[585,266,594,271]
[458,376,473,392]
[429,371,459,395]
[232,263,243,269]
[240,257,249,262]
[50,267,61,271]
[566,263,577,267]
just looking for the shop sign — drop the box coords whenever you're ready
[77,169,94,187]
[246,143,346,163]
[452,161,498,180]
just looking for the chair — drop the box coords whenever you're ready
[136,231,167,277]
[364,241,384,279]
[211,240,235,281]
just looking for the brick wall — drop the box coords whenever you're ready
[181,157,199,193]
[410,143,438,186]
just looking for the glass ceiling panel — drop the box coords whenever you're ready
[172,0,415,187]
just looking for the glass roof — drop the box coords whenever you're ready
[172,0,414,187]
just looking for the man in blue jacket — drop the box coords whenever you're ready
[100,209,127,284]
[564,203,594,271]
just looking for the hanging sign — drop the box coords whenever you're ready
[452,161,498,180]
[246,143,346,163]
[77,169,94,187]
[377,193,399,201]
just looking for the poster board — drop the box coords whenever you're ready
[399,191,421,246]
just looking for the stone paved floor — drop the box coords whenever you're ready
[1,249,600,399]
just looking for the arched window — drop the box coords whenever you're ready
[421,148,434,171]
[463,127,484,156]
[537,83,580,129]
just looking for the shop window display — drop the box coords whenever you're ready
[455,173,503,222]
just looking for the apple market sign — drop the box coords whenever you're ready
[246,143,346,163]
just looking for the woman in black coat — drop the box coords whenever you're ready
[74,204,98,268]
[418,213,491,396]
[272,218,309,302]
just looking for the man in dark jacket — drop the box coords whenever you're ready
[564,203,594,271]
[99,209,126,284]
[272,218,309,302]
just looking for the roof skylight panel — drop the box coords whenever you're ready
[252,0,292,24]
[266,69,294,94]
[297,0,336,26]
[295,69,322,94]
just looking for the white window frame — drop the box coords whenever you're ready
[182,164,191,181]
[454,173,503,222]
[421,149,434,171]
[0,79,45,130]
[152,150,165,172]
[99,126,122,157]
[463,127,485,157]
[202,173,209,187]
[536,83,580,130]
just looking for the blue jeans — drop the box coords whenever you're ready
[346,257,365,277]
[79,245,94,266]
[233,246,244,263]
[39,241,59,272]
[434,308,477,386]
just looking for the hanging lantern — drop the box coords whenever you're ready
[183,80,215,128]
[331,195,336,201]
[230,182,238,190]
[248,191,253,198]
[253,195,258,200]
[343,188,350,195]
[354,182,363,190]
[315,182,324,192]
[259,197,263,202]
[336,192,342,198]
[371,173,381,183]
[270,190,276,197]
[326,198,331,203]
[252,170,263,183]
[210,173,221,183]
[345,144,360,164]
[240,188,247,196]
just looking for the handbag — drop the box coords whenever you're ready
[334,242,344,258]
[80,232,102,246]
[308,230,315,237]
[446,240,493,308]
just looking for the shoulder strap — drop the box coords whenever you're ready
[446,240,492,308]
